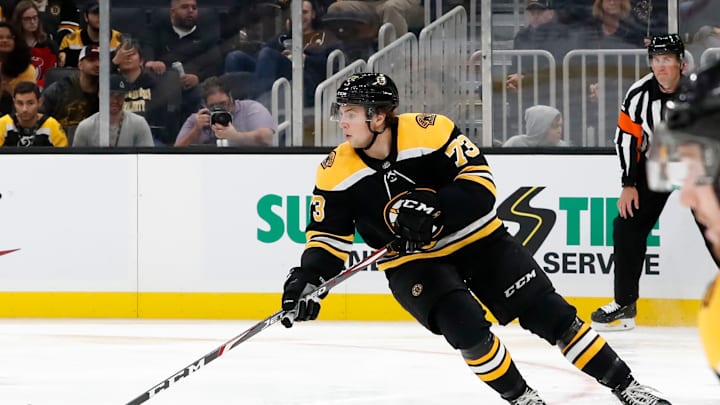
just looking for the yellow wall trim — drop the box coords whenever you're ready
[0,292,702,326]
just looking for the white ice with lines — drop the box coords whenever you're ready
[1,320,719,404]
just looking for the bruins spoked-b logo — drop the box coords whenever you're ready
[415,113,437,129]
[383,190,444,243]
[411,283,423,297]
[321,150,336,169]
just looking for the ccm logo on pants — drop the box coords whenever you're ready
[504,269,537,298]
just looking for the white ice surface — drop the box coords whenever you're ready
[0,320,718,404]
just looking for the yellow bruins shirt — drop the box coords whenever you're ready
[301,113,502,278]
[59,29,122,68]
[0,114,68,147]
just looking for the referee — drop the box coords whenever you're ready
[592,34,709,330]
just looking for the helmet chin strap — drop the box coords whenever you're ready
[362,122,384,150]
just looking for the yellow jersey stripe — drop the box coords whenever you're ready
[378,217,503,270]
[573,336,606,370]
[306,231,354,243]
[459,165,491,174]
[305,241,349,262]
[455,175,497,195]
[478,350,512,382]
[465,335,499,366]
[561,321,591,355]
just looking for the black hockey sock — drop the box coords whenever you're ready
[558,318,630,388]
[461,333,527,401]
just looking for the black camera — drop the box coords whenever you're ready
[208,106,232,126]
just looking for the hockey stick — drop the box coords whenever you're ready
[125,246,389,405]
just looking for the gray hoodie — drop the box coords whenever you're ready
[503,105,568,147]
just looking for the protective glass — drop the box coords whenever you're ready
[648,56,681,68]
[647,123,719,192]
[329,103,369,123]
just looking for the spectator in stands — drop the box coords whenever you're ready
[224,0,339,105]
[175,76,275,147]
[73,74,154,147]
[325,0,423,37]
[503,105,568,147]
[142,0,222,119]
[0,21,36,115]
[581,0,645,49]
[219,0,285,58]
[579,0,647,146]
[630,0,667,40]
[11,0,58,88]
[112,38,181,146]
[505,0,575,91]
[691,25,720,56]
[502,0,573,138]
[0,81,67,146]
[0,0,80,44]
[40,44,98,141]
[58,0,122,68]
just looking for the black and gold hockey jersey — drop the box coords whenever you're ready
[59,29,122,68]
[0,114,68,147]
[301,113,503,278]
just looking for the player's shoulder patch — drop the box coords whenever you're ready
[415,113,437,128]
[397,113,455,155]
[316,142,374,191]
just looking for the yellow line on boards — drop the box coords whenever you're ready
[0,292,703,326]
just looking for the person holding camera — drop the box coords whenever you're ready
[174,76,275,147]
[0,81,67,147]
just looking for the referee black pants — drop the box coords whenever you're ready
[612,161,720,306]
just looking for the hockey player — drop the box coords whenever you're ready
[280,72,671,404]
[645,59,720,382]
[700,274,720,381]
[592,33,719,331]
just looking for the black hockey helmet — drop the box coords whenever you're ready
[648,34,685,58]
[332,73,399,118]
[647,59,720,191]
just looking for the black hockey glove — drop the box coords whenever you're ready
[389,188,443,255]
[281,267,327,328]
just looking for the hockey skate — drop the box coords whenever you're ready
[612,376,671,404]
[509,386,546,405]
[591,301,636,331]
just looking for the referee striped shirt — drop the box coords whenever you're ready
[614,72,687,187]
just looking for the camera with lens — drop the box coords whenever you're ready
[208,106,233,127]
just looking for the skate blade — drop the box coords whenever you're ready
[591,318,636,331]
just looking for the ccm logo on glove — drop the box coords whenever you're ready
[385,188,443,254]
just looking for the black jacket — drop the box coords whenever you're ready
[142,19,222,82]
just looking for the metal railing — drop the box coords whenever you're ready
[271,78,292,146]
[562,49,695,147]
[701,47,720,67]
[468,49,556,143]
[378,23,398,50]
[326,49,347,78]
[368,33,419,114]
[418,6,468,120]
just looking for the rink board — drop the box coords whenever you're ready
[0,153,715,325]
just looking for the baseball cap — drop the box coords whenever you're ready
[78,45,99,61]
[110,74,128,93]
[84,0,99,13]
[526,0,551,10]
